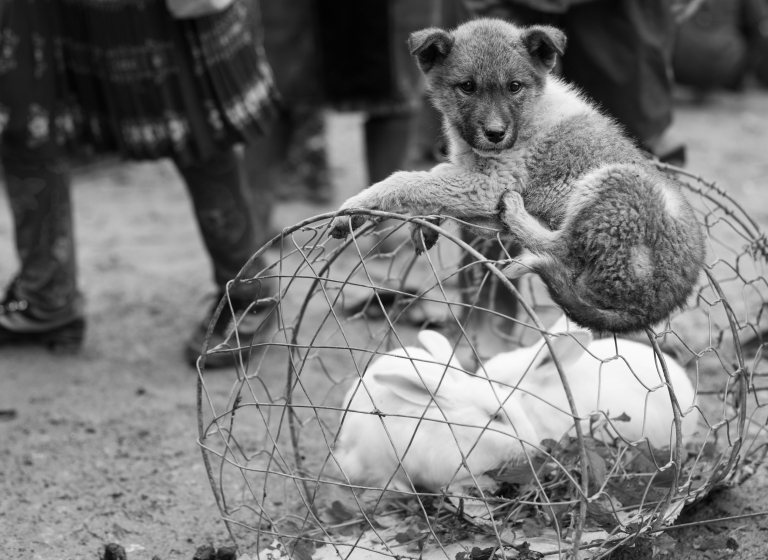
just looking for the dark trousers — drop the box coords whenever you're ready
[2,148,266,312]
[463,0,675,145]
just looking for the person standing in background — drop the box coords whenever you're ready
[673,0,768,94]
[0,0,279,367]
[244,0,442,205]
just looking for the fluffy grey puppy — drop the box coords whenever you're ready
[330,19,705,334]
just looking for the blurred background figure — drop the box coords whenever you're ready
[245,0,442,207]
[413,0,471,166]
[674,0,768,354]
[0,0,278,366]
[239,0,447,328]
[673,0,768,96]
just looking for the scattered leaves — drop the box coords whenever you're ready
[521,518,545,538]
[394,527,419,544]
[606,477,667,508]
[513,542,544,560]
[455,546,495,560]
[456,544,542,560]
[324,500,356,524]
[393,525,428,552]
[540,439,559,453]
[491,455,546,485]
[688,440,719,460]
[372,511,401,529]
[585,497,620,531]
[291,538,315,560]
[651,533,677,557]
[586,448,607,490]
[302,436,725,558]
[277,520,302,537]
[625,445,679,486]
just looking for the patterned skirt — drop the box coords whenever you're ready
[0,0,279,163]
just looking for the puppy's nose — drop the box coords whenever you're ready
[484,128,506,143]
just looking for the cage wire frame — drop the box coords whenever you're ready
[195,163,768,559]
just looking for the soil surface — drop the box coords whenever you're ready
[2,89,768,560]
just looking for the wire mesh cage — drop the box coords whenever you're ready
[195,164,768,559]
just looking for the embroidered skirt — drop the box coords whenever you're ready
[0,0,279,163]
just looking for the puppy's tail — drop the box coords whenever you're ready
[535,258,648,334]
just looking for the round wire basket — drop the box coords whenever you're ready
[196,165,768,559]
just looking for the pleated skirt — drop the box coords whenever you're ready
[0,0,279,164]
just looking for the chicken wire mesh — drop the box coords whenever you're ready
[195,164,768,559]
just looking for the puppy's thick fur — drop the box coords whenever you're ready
[329,19,705,334]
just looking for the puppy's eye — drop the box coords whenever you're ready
[509,81,522,93]
[491,412,505,423]
[458,81,476,94]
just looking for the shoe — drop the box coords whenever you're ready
[644,128,687,168]
[0,287,86,352]
[185,290,278,369]
[655,144,687,167]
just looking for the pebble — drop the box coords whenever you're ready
[104,543,127,560]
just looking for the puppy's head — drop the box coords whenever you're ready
[409,19,565,153]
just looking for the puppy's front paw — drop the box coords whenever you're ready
[498,190,525,225]
[409,218,441,255]
[329,214,368,239]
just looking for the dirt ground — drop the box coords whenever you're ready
[2,88,768,560]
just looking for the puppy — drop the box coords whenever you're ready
[329,19,705,334]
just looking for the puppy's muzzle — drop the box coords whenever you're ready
[484,127,507,144]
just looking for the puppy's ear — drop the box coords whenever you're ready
[522,25,566,71]
[408,28,453,73]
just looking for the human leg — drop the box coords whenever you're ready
[178,148,264,295]
[240,107,288,237]
[0,0,84,350]
[563,0,676,149]
[364,113,416,184]
[176,147,276,367]
[0,154,85,349]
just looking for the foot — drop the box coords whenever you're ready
[185,288,278,369]
[0,286,85,352]
[644,128,687,167]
